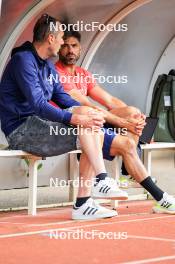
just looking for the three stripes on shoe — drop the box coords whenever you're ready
[161,201,172,208]
[83,206,98,215]
[94,183,111,194]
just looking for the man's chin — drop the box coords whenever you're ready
[66,59,77,65]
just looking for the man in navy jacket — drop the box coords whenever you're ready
[0,14,129,220]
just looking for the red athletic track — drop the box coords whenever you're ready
[0,200,175,264]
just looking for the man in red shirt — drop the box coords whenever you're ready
[55,31,145,138]
[54,28,175,215]
[55,29,144,185]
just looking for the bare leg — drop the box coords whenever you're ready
[72,106,106,175]
[78,127,106,175]
[78,153,95,197]
[71,105,106,199]
[110,135,147,183]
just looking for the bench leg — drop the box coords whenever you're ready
[69,153,79,202]
[28,159,39,215]
[143,149,152,176]
[111,156,120,209]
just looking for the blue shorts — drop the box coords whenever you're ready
[102,128,117,161]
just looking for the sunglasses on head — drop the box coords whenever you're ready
[41,14,55,24]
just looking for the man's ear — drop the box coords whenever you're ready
[48,34,55,44]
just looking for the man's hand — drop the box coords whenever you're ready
[134,113,146,123]
[93,106,146,135]
[70,109,106,130]
[141,113,146,121]
[124,115,146,136]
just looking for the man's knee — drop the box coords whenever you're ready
[121,137,136,155]
[126,106,141,117]
[111,135,136,156]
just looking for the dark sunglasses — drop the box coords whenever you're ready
[42,14,54,24]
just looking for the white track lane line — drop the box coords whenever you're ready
[0,214,174,239]
[122,255,175,264]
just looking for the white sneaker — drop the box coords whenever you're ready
[72,198,118,220]
[92,177,128,200]
[152,192,175,214]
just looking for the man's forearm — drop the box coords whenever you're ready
[98,108,126,128]
[106,97,127,110]
[69,89,95,107]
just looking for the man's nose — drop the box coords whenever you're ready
[68,46,74,53]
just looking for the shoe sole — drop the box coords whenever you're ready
[72,212,118,220]
[152,207,175,214]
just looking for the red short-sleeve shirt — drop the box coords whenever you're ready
[55,61,96,96]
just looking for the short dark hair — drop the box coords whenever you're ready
[63,26,81,42]
[33,14,59,42]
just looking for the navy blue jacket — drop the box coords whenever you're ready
[0,41,80,136]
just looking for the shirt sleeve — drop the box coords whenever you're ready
[12,54,75,124]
